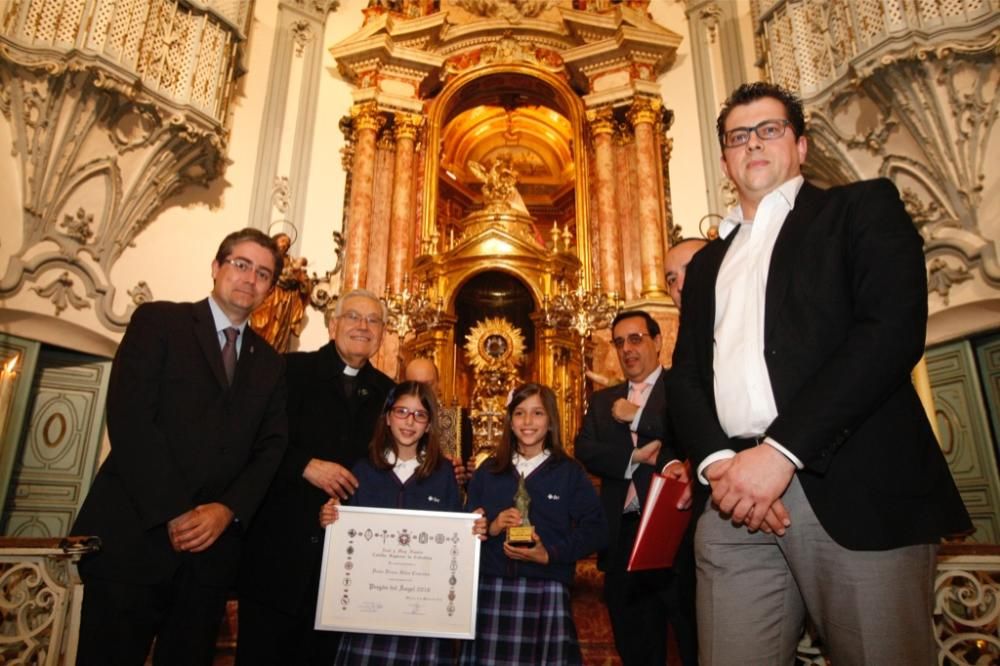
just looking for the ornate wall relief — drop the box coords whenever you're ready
[0,0,252,331]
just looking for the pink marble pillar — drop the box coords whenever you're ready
[386,113,422,293]
[342,102,383,293]
[587,107,622,295]
[629,98,667,298]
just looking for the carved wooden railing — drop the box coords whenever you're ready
[936,543,1000,665]
[0,537,97,666]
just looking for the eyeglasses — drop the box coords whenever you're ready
[223,257,274,283]
[721,119,792,148]
[612,333,652,349]
[389,406,429,423]
[339,311,384,328]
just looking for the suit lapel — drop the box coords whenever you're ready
[193,299,229,388]
[764,182,828,341]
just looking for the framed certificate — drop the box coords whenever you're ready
[314,505,481,639]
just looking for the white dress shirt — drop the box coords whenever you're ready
[697,176,805,482]
[385,450,420,484]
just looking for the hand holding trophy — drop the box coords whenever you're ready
[506,471,534,546]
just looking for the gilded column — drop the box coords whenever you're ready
[343,102,384,292]
[586,107,623,295]
[629,98,667,298]
[387,113,423,293]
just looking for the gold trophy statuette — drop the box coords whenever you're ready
[506,471,534,547]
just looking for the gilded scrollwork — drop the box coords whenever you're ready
[451,0,559,23]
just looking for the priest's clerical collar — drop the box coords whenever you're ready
[343,364,360,377]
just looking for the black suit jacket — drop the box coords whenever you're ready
[72,300,287,586]
[669,179,971,549]
[576,369,676,570]
[239,342,394,614]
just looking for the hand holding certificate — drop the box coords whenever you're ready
[315,505,482,639]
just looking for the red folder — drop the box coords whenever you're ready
[627,473,692,571]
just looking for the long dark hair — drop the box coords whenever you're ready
[492,383,568,474]
[369,380,442,480]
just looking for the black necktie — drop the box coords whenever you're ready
[222,327,239,385]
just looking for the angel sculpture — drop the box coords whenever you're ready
[467,157,530,215]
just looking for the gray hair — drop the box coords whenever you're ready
[334,288,388,322]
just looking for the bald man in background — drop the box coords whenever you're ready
[404,357,472,480]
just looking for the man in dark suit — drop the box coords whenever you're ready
[576,310,692,666]
[669,82,972,665]
[72,228,288,666]
[236,288,394,665]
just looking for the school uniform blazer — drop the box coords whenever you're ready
[468,456,607,586]
[239,342,394,614]
[350,458,462,512]
[72,299,287,586]
[669,178,972,550]
[574,371,677,570]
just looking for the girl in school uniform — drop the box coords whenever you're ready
[319,380,485,665]
[461,383,608,666]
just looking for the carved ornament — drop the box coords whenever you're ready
[451,0,560,23]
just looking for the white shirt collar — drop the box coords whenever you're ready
[513,449,550,478]
[385,450,420,483]
[719,175,804,240]
[207,296,247,335]
[631,365,663,391]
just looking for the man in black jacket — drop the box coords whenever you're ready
[669,82,971,664]
[237,288,394,665]
[72,228,287,666]
[576,309,691,665]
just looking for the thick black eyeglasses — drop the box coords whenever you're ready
[224,257,274,283]
[721,119,792,148]
[389,406,430,423]
[612,333,651,349]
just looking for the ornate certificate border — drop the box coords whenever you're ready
[314,505,481,639]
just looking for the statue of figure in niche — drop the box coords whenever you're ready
[468,157,530,216]
[250,232,311,352]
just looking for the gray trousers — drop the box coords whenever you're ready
[695,476,938,666]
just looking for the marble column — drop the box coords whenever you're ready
[629,98,667,298]
[587,107,623,295]
[387,113,422,293]
[343,102,383,292]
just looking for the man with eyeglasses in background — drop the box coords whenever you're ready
[72,228,287,665]
[237,288,394,665]
[669,82,971,664]
[576,310,693,665]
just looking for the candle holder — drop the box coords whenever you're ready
[383,274,444,340]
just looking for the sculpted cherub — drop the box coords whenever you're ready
[467,157,530,215]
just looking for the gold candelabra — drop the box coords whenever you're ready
[383,274,444,339]
[542,274,621,338]
[542,273,622,411]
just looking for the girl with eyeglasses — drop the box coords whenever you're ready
[319,380,486,665]
[460,383,607,666]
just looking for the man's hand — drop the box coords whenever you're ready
[631,439,662,466]
[706,445,794,534]
[662,460,693,510]
[611,398,639,424]
[449,455,470,486]
[168,503,234,553]
[303,458,358,500]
